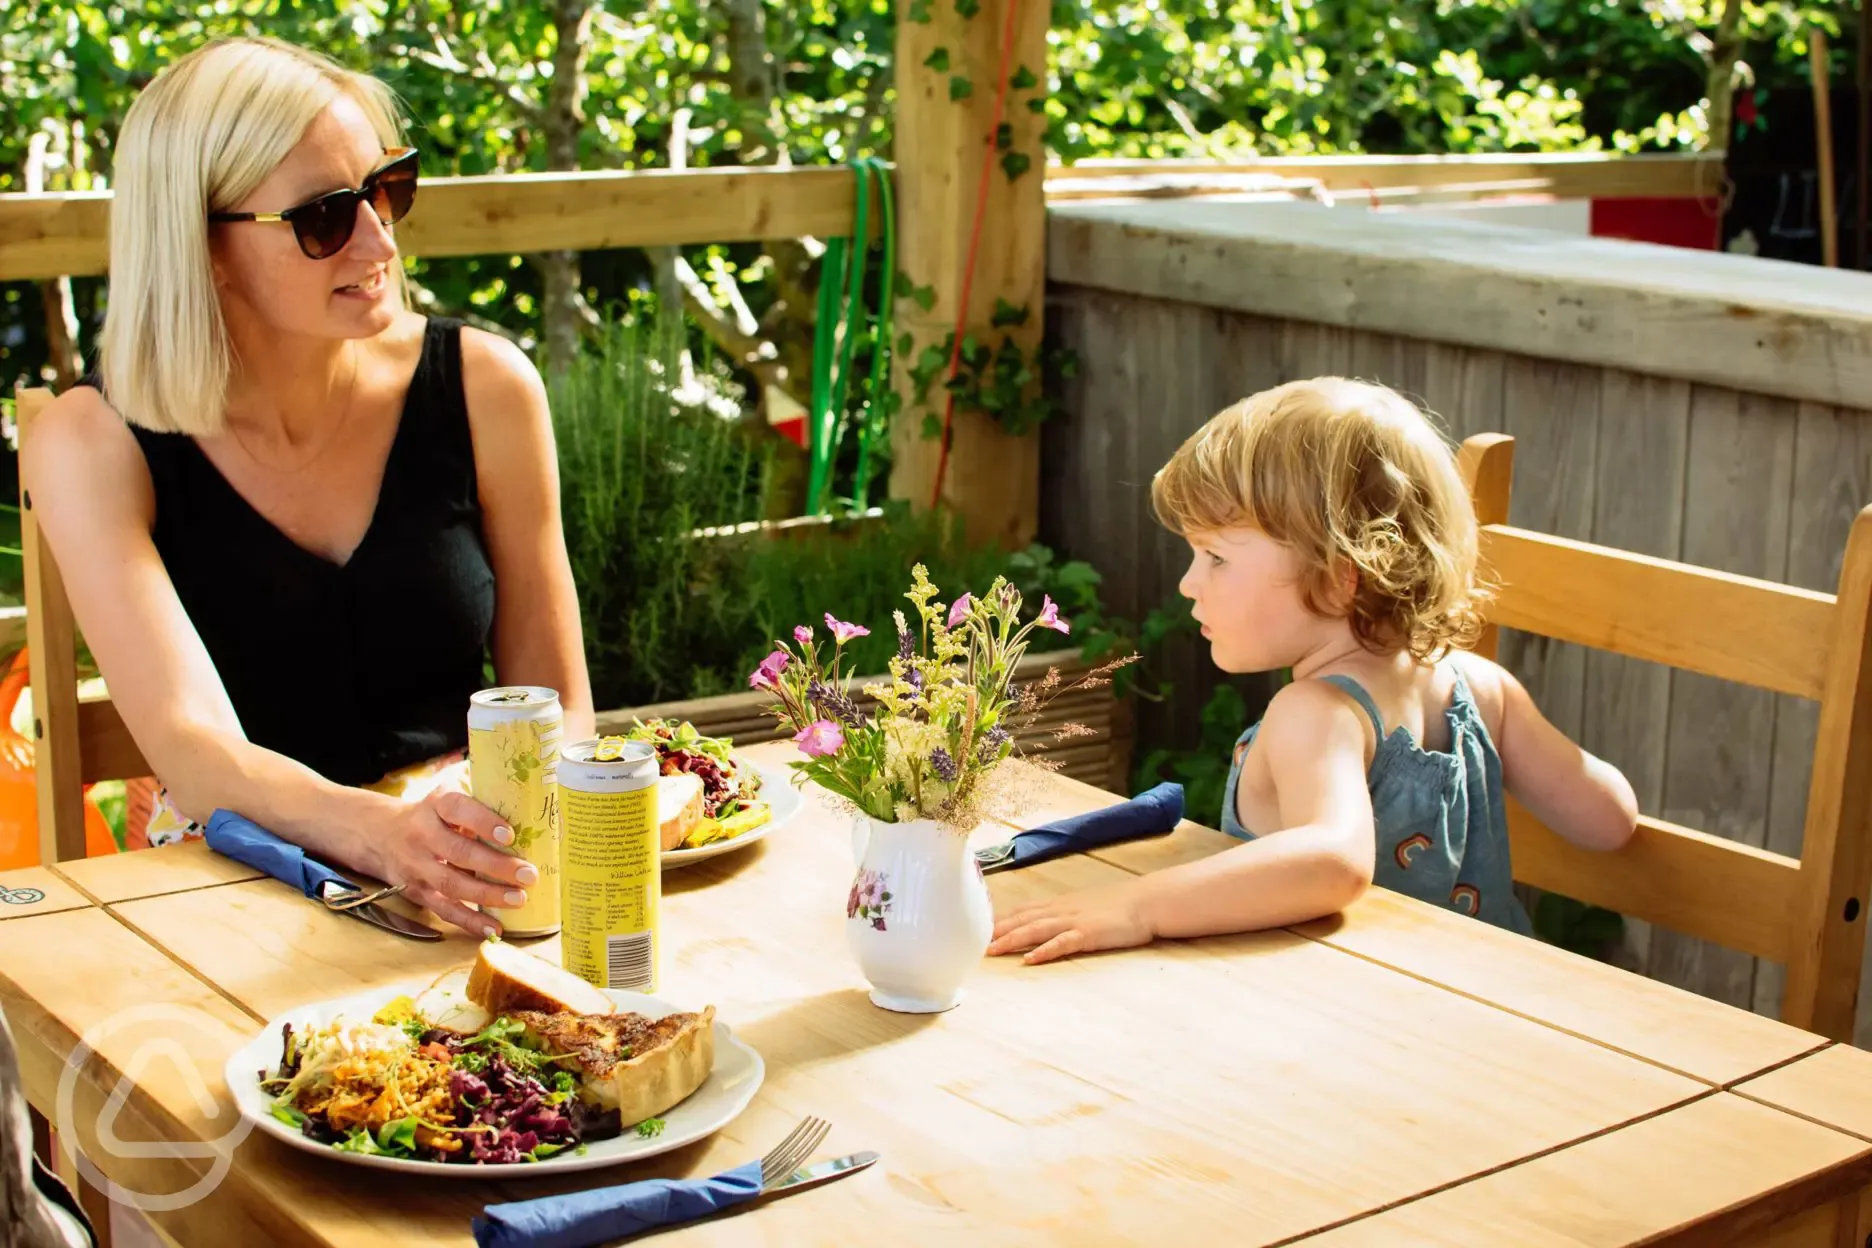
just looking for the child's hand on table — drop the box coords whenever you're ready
[988,880,1155,965]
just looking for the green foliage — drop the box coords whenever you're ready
[904,315,1075,437]
[1136,683,1250,825]
[552,314,770,709]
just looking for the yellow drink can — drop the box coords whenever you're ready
[558,738,660,992]
[468,687,563,937]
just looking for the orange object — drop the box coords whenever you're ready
[0,647,118,869]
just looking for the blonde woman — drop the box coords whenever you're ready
[990,379,1639,964]
[23,37,594,937]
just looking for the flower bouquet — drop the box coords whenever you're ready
[750,565,1133,1012]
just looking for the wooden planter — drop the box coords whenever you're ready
[595,648,1134,794]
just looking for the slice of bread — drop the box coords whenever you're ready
[466,939,613,1017]
[413,969,493,1036]
[658,772,705,851]
[512,1006,716,1125]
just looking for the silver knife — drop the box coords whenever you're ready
[317,879,443,941]
[760,1150,879,1202]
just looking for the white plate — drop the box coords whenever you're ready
[661,758,802,870]
[226,981,764,1178]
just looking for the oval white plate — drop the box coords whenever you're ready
[226,981,763,1178]
[661,758,802,870]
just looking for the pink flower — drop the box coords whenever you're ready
[947,594,973,628]
[794,719,846,757]
[1036,595,1071,634]
[824,614,871,644]
[794,625,815,646]
[749,649,790,689]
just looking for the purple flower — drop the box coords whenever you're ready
[794,719,846,757]
[825,614,871,644]
[749,649,790,690]
[896,626,914,662]
[978,725,1012,761]
[930,747,959,782]
[1036,595,1071,635]
[794,625,814,646]
[809,681,866,727]
[947,594,973,628]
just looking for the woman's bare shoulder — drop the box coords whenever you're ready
[20,384,152,521]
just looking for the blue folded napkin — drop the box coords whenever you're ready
[984,782,1185,872]
[203,810,351,899]
[473,1160,764,1248]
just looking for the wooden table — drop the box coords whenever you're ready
[4,740,1869,1247]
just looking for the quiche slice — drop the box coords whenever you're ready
[511,1006,717,1127]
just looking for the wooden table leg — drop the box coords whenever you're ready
[55,1132,116,1248]
[1835,1183,1872,1248]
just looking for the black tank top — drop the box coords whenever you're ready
[129,317,496,787]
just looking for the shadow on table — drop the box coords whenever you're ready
[662,840,771,896]
[732,987,940,1070]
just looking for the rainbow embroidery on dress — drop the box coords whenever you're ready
[1450,883,1481,915]
[1394,833,1432,869]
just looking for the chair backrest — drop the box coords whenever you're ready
[14,386,148,864]
[1458,432,1872,1041]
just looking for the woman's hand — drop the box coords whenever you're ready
[987,881,1156,965]
[366,791,537,937]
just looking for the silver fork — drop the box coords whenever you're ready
[758,1116,831,1189]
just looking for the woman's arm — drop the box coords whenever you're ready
[22,390,529,935]
[988,681,1375,964]
[460,329,595,742]
[1469,658,1638,851]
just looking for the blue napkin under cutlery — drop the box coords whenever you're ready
[204,810,439,940]
[975,781,1186,873]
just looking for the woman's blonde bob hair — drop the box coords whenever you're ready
[99,36,406,436]
[1151,377,1489,661]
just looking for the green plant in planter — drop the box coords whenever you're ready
[551,314,772,709]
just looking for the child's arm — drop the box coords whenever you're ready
[988,681,1377,965]
[1483,660,1638,851]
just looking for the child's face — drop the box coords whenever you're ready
[1178,526,1335,673]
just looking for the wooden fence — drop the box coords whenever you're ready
[1042,198,1872,1044]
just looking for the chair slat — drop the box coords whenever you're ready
[1506,800,1800,964]
[16,387,87,863]
[78,697,147,786]
[1481,525,1834,700]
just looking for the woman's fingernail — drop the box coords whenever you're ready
[494,826,515,846]
[503,890,527,907]
[516,865,540,886]
[483,923,501,938]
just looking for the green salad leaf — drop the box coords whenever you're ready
[634,1117,667,1139]
[269,1102,307,1129]
[376,1117,422,1155]
[334,1127,385,1156]
[527,1141,570,1162]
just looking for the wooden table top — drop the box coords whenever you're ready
[3,739,1868,1247]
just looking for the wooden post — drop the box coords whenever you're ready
[890,0,1049,548]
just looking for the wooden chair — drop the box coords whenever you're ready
[1458,432,1872,1042]
[14,386,149,865]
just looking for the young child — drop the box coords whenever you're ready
[989,377,1638,966]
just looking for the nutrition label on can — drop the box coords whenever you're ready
[561,786,659,991]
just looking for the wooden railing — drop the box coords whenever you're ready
[1,152,1722,282]
[0,165,860,281]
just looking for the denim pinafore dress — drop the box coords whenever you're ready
[1221,673,1531,934]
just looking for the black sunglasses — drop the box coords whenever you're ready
[210,147,420,260]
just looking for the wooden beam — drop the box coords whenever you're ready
[0,166,858,281]
[1045,153,1726,200]
[889,0,1049,549]
[1047,200,1872,411]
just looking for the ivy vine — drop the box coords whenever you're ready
[894,289,1078,439]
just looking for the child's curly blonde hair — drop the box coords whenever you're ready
[1151,377,1489,661]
